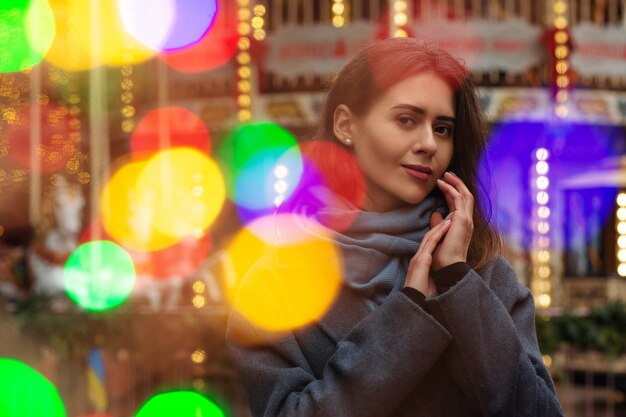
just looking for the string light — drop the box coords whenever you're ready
[120,65,135,135]
[252,4,266,41]
[332,0,349,28]
[532,147,552,308]
[617,192,626,277]
[391,0,409,37]
[236,0,254,122]
[552,0,571,119]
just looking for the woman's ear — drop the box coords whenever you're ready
[333,104,355,146]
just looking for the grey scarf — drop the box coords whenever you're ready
[298,188,447,309]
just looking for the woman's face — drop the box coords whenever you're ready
[350,72,455,212]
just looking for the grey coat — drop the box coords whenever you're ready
[226,257,564,417]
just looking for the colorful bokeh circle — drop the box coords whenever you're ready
[64,240,136,311]
[135,391,225,417]
[0,358,66,417]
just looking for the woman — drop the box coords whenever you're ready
[227,38,564,417]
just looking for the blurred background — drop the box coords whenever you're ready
[1,0,626,416]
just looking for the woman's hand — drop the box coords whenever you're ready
[431,171,474,270]
[404,217,451,297]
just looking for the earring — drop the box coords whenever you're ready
[344,138,352,146]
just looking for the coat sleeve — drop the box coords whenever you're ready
[425,257,564,417]
[226,291,452,417]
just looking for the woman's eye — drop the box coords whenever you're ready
[398,116,415,126]
[434,125,453,136]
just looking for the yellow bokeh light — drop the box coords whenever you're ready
[618,236,626,248]
[556,61,568,74]
[542,354,553,367]
[554,30,569,43]
[618,263,626,277]
[332,15,345,27]
[618,249,626,263]
[193,280,206,293]
[101,160,179,251]
[538,294,551,308]
[224,217,342,332]
[45,0,157,70]
[193,294,206,308]
[553,1,567,14]
[238,37,250,50]
[251,16,264,29]
[618,222,626,235]
[538,221,550,234]
[617,207,626,221]
[394,13,408,26]
[555,105,568,119]
[555,45,569,59]
[537,250,550,263]
[253,5,266,16]
[617,193,626,207]
[191,349,206,363]
[554,16,568,29]
[394,28,408,38]
[556,75,569,88]
[538,266,551,279]
[138,148,226,242]
[394,0,408,12]
[332,2,345,14]
[236,52,251,65]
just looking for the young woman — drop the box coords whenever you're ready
[227,38,564,417]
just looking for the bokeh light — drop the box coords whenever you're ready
[224,217,342,332]
[233,145,303,211]
[137,147,225,241]
[64,240,136,311]
[101,159,178,251]
[235,156,325,236]
[159,0,237,72]
[0,358,66,417]
[45,0,157,70]
[4,103,74,174]
[118,0,176,51]
[161,0,218,50]
[217,122,300,206]
[0,0,55,73]
[131,107,211,157]
[135,391,224,417]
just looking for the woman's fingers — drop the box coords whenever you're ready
[406,218,451,294]
[442,171,473,214]
[416,218,451,257]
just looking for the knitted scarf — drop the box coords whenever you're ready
[297,186,447,309]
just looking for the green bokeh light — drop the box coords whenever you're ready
[135,391,225,417]
[0,0,55,73]
[217,122,299,202]
[64,241,136,311]
[0,358,66,417]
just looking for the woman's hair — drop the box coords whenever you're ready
[313,37,502,270]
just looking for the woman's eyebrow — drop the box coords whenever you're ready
[391,104,456,123]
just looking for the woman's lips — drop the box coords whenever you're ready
[402,165,432,181]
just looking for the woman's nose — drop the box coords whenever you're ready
[411,128,437,156]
